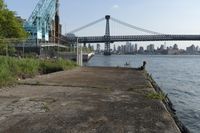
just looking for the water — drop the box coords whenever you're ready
[87,54,200,133]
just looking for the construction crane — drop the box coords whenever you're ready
[24,0,60,44]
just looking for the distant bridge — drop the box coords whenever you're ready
[66,35,200,43]
[65,15,200,55]
[23,0,200,56]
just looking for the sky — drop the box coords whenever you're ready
[4,0,200,49]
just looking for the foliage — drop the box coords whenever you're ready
[57,58,78,70]
[0,59,15,87]
[0,0,27,56]
[0,43,16,56]
[0,0,27,38]
[39,60,63,74]
[39,58,77,74]
[0,0,6,11]
[0,56,77,87]
[146,92,166,100]
[14,58,40,78]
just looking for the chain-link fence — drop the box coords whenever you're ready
[0,38,70,58]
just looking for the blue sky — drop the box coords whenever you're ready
[4,0,200,49]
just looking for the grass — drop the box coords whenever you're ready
[146,92,166,100]
[0,56,77,87]
[41,103,50,112]
[127,84,152,91]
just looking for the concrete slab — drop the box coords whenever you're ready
[0,67,180,133]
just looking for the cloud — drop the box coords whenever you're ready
[112,4,119,9]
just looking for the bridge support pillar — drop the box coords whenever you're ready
[76,38,83,66]
[104,15,111,55]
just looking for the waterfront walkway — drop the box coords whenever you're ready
[0,67,180,133]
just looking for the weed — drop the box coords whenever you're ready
[146,92,166,100]
[41,103,50,112]
[0,56,77,87]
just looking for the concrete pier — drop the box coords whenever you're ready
[57,52,95,62]
[0,67,181,133]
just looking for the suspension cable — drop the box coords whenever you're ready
[111,17,162,35]
[68,17,105,34]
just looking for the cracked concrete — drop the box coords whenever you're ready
[0,67,181,133]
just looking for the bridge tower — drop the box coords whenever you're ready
[104,15,111,55]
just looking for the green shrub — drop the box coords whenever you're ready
[0,63,15,87]
[16,58,40,78]
[0,56,77,87]
[57,58,77,70]
[39,58,77,74]
[0,57,15,87]
[39,60,63,74]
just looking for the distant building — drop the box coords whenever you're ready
[117,46,121,53]
[156,44,167,54]
[138,46,144,54]
[160,45,165,51]
[127,43,199,55]
[173,44,178,50]
[134,44,138,52]
[166,44,179,55]
[146,44,155,53]
[196,46,199,52]
[116,42,136,54]
[125,42,132,54]
[113,44,116,52]
[186,45,196,54]
[167,49,179,55]
[96,44,101,53]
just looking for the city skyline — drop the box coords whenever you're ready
[95,42,199,50]
[5,0,200,49]
[93,42,200,51]
[94,42,199,55]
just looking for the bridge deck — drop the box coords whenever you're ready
[0,67,181,133]
[67,35,200,43]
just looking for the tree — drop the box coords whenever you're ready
[0,0,27,55]
[0,0,27,38]
[0,0,5,11]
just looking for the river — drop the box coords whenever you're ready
[86,54,200,133]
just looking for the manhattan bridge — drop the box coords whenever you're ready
[23,0,200,55]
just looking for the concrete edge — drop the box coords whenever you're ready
[145,71,191,133]
[84,66,139,70]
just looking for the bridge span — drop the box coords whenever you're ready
[66,34,200,43]
[66,15,200,55]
